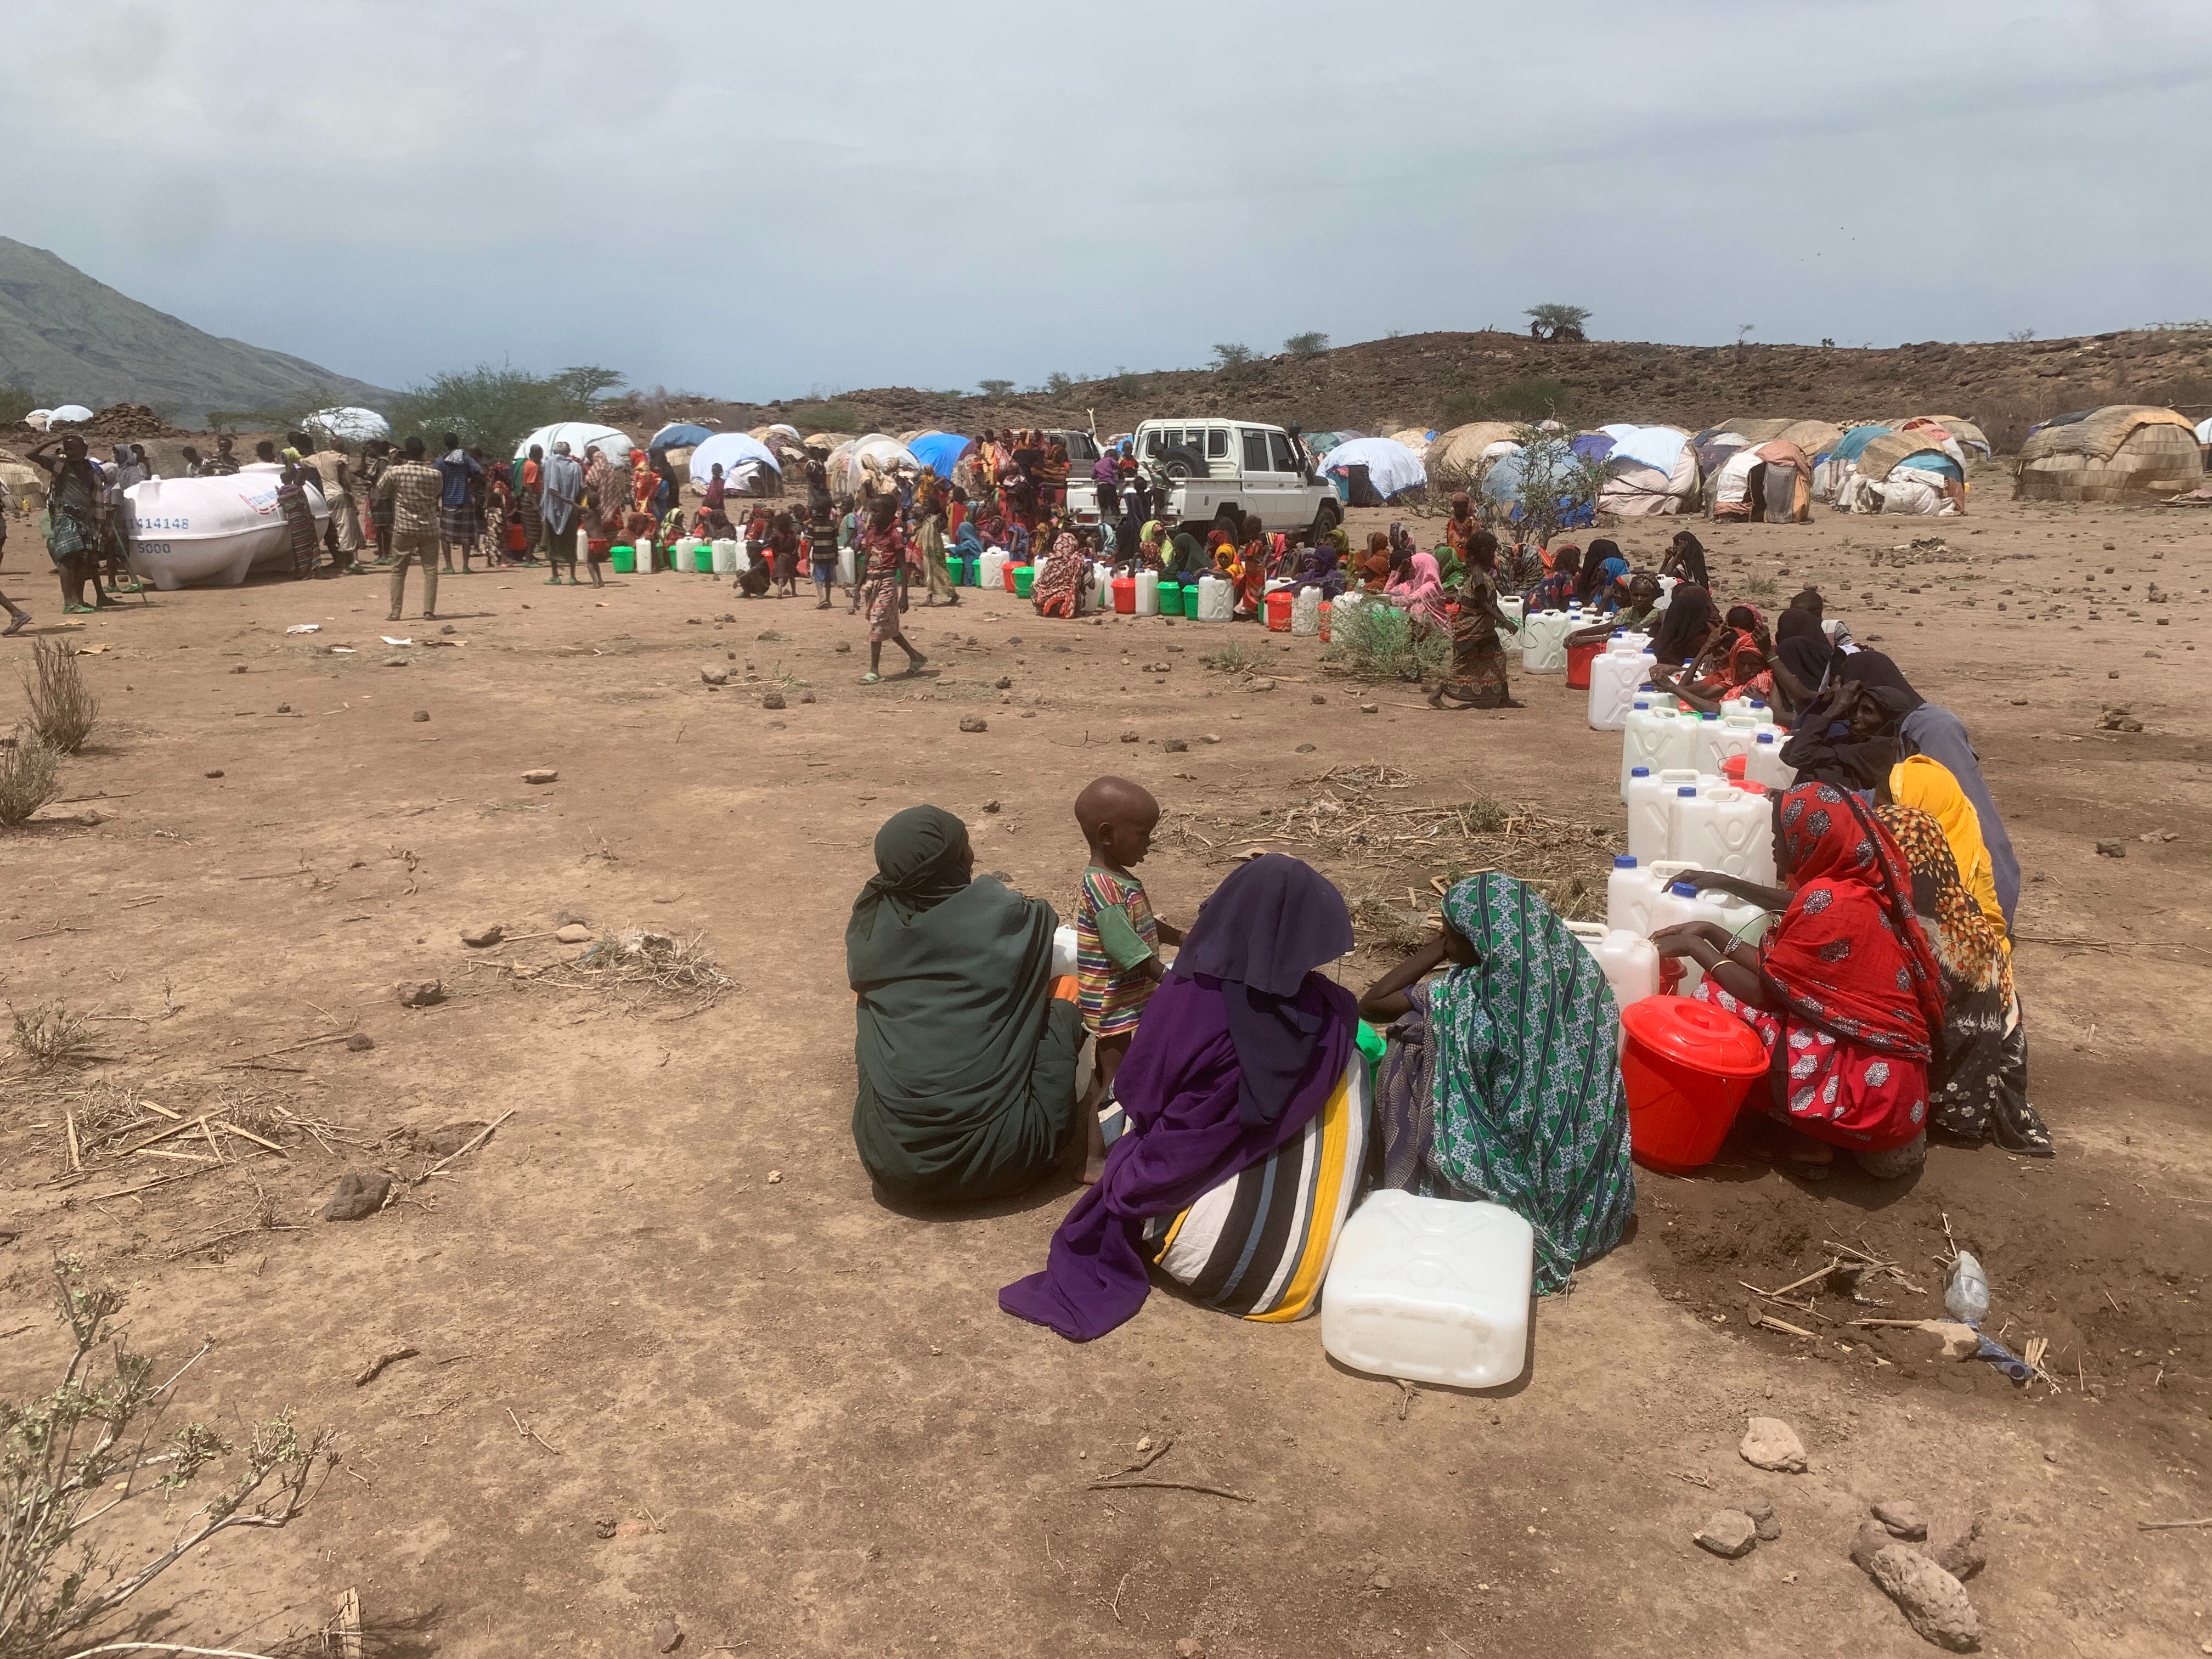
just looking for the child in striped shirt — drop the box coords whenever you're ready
[1073,776,1183,1182]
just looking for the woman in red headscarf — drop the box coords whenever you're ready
[1652,781,1946,1177]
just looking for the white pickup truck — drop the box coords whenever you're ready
[1131,417,1341,540]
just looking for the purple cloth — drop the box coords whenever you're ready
[998,969,1357,1341]
[1170,854,1355,1125]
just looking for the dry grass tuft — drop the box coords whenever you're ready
[21,636,100,753]
[0,726,61,828]
[9,1002,94,1072]
[535,927,737,1017]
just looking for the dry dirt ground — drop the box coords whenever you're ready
[2,487,2208,1659]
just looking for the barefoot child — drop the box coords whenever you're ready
[1072,776,1184,1182]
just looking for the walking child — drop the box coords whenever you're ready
[1072,776,1183,1183]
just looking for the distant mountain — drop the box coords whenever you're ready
[0,237,391,419]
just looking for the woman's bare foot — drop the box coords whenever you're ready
[1079,1152,1107,1186]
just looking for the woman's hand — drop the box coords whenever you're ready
[1650,921,1726,961]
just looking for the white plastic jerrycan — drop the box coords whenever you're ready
[979,546,1008,590]
[1746,730,1794,793]
[1290,585,1322,636]
[1570,920,1660,1013]
[1135,569,1160,616]
[1696,712,1764,778]
[1627,767,1701,864]
[1673,785,1777,883]
[1321,1190,1535,1389]
[1195,573,1233,622]
[1588,639,1654,732]
[1620,704,1699,798]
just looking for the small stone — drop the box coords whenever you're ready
[720,613,736,623]
[460,921,504,947]
[701,667,729,685]
[613,1517,652,1538]
[2108,669,2121,679]
[382,656,408,668]
[1295,743,1316,753]
[766,1170,783,1184]
[653,1616,682,1653]
[1867,1544,1980,1651]
[276,702,291,713]
[686,616,701,625]
[761,691,787,710]
[412,709,430,722]
[555,923,593,944]
[1120,730,1139,743]
[1734,1496,1779,1541]
[1175,1642,1205,1659]
[835,641,851,653]
[422,1120,487,1156]
[959,715,988,733]
[2095,840,2126,857]
[982,799,1001,814]
[1368,1573,1392,1591]
[204,769,224,778]
[231,663,247,674]
[799,689,816,703]
[996,676,1012,690]
[1925,1509,1985,1582]
[1874,1499,1928,1540]
[522,768,558,784]
[766,720,785,731]
[440,623,456,635]
[1164,738,1188,753]
[393,979,444,1008]
[1203,733,1221,743]
[757,629,783,641]
[319,1170,391,1221]
[1694,1510,1758,1559]
[1311,693,1326,704]
[345,1032,375,1052]
[1739,1416,1806,1473]
[1850,1520,1895,1573]
[1249,677,1276,693]
[1361,702,1379,714]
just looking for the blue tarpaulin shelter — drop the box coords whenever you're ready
[650,422,715,450]
[907,432,974,477]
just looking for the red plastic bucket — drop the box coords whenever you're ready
[1318,601,1332,642]
[1565,637,1603,690]
[1003,561,1022,592]
[1618,996,1771,1173]
[1265,590,1294,631]
[1112,577,1136,614]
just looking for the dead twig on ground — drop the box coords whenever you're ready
[1087,1476,1255,1503]
[506,1406,562,1455]
[354,1346,420,1386]
[408,1109,515,1184]
[2137,1517,2212,1530]
[1097,1437,1175,1480]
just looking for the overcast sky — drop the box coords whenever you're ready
[8,1,2209,401]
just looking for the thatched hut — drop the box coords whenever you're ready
[1423,422,1521,490]
[1893,415,1990,456]
[2014,407,2203,501]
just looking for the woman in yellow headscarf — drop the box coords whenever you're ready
[1888,755,2004,940]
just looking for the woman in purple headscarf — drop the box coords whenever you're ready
[1000,855,1359,1341]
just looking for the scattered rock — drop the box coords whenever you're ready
[460,921,505,948]
[1120,730,1139,743]
[761,690,787,710]
[412,709,430,722]
[959,715,988,733]
[1694,1510,1758,1559]
[594,1517,618,1539]
[2098,707,2142,732]
[345,1032,374,1052]
[766,1170,783,1184]
[276,702,291,713]
[1735,1496,1780,1541]
[1361,702,1379,714]
[1175,1641,1205,1659]
[2094,840,2126,858]
[230,663,247,674]
[1866,1544,1980,1652]
[757,629,783,641]
[835,641,851,653]
[995,676,1012,690]
[1739,1417,1807,1473]
[1249,677,1276,693]
[1875,1499,1928,1540]
[440,624,456,635]
[382,656,408,668]
[614,1517,653,1539]
[766,720,785,731]
[799,689,816,703]
[320,1171,391,1221]
[2139,829,2178,843]
[653,1616,683,1653]
[720,613,736,623]
[1295,743,1316,753]
[1164,738,1188,753]
[1203,733,1221,743]
[555,923,593,945]
[983,799,1001,814]
[1850,1520,1895,1573]
[701,667,729,685]
[393,979,444,1008]
[204,769,224,778]
[1311,693,1327,705]
[422,1120,488,1157]
[522,768,558,784]
[1925,1509,1985,1582]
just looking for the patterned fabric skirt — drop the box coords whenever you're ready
[1931,988,2049,1154]
[861,575,902,642]
[1437,642,1510,707]
[278,486,320,577]
[1695,978,1929,1152]
[438,501,484,542]
[369,488,395,533]
[518,492,543,545]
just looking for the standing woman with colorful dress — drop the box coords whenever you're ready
[857,494,926,682]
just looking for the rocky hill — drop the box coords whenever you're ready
[0,237,390,421]
[613,329,2212,455]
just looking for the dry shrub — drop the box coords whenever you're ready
[21,637,99,754]
[0,727,60,828]
[538,927,737,1015]
[1323,602,1448,682]
[9,1002,93,1071]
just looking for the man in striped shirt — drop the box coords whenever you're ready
[373,435,444,620]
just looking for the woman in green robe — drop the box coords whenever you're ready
[848,805,1084,1202]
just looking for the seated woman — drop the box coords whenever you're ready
[1383,534,1446,634]
[1360,873,1636,1293]
[1357,531,1392,592]
[1654,782,1946,1179]
[1000,855,1366,1340]
[1578,538,1629,611]
[1288,535,1345,599]
[1661,528,1711,588]
[848,806,1084,1204]
[1032,527,1088,618]
[1527,545,1581,612]
[1567,572,1661,648]
[1655,603,1775,712]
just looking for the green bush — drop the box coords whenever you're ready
[383,363,622,454]
[788,403,859,434]
[1323,601,1449,682]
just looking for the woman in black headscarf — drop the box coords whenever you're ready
[847,805,1083,1204]
[1662,530,1710,589]
[1650,583,1717,667]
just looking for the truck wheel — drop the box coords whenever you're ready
[1310,499,1342,540]
[1160,445,1207,481]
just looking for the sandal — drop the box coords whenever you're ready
[860,671,882,684]
[3,613,29,635]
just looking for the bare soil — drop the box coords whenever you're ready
[1,489,2208,1658]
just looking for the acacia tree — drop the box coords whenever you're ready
[1523,303,1592,342]
[1283,331,1330,356]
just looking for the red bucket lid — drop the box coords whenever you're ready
[1621,995,1770,1077]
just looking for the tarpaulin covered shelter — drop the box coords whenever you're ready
[830,433,921,497]
[514,421,636,464]
[1893,415,1989,457]
[650,422,715,450]
[1319,436,1426,501]
[1594,424,1697,517]
[907,432,974,478]
[687,432,783,494]
[2013,406,2202,501]
[307,407,390,443]
[1480,437,1596,531]
[1423,422,1521,490]
[1836,430,1964,516]
[1709,441,1813,522]
[1384,426,1435,450]
[45,404,94,426]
